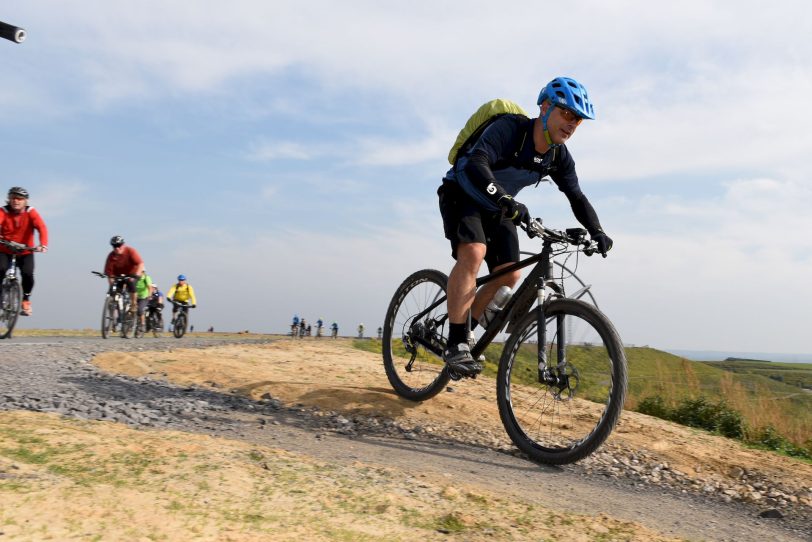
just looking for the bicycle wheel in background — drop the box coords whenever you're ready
[0,279,23,339]
[100,297,117,339]
[497,298,627,465]
[173,312,187,338]
[149,312,162,338]
[382,269,451,401]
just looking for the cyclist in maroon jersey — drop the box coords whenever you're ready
[104,235,144,314]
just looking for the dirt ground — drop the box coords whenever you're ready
[92,339,812,495]
[1,339,810,541]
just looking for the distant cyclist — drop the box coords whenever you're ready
[134,271,154,331]
[104,235,144,315]
[316,317,324,337]
[292,314,300,336]
[357,323,364,338]
[147,282,165,329]
[167,274,197,321]
[0,187,48,316]
[331,322,338,339]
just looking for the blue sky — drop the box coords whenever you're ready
[3,1,812,355]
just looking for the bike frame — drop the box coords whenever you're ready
[409,223,595,374]
[3,254,20,281]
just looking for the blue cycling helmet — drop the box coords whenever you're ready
[177,274,186,281]
[537,77,595,120]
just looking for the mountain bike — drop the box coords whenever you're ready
[0,239,37,339]
[135,302,163,338]
[145,303,163,337]
[382,219,627,465]
[169,300,193,338]
[92,271,136,339]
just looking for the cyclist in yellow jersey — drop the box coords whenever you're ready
[167,274,196,321]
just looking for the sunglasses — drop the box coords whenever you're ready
[556,106,583,125]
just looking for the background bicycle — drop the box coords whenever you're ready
[92,271,136,339]
[169,299,193,338]
[0,239,37,339]
[382,220,627,465]
[135,301,163,338]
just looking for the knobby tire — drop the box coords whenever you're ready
[173,312,187,338]
[0,279,22,339]
[382,269,451,401]
[496,298,627,465]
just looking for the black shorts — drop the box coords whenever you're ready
[437,181,519,270]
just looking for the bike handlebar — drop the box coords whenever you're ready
[168,300,195,308]
[523,219,598,256]
[0,21,26,44]
[91,271,137,280]
[0,238,38,252]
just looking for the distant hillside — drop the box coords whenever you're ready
[701,358,812,390]
[619,347,811,447]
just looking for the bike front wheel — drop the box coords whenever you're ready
[0,279,23,339]
[382,269,450,401]
[120,302,134,339]
[497,298,627,465]
[149,312,162,337]
[173,312,187,338]
[100,297,117,339]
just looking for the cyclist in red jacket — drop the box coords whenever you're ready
[104,235,144,314]
[0,187,48,316]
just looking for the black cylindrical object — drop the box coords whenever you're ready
[0,21,26,44]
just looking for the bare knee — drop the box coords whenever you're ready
[455,243,486,272]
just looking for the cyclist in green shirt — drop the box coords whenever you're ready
[134,271,153,332]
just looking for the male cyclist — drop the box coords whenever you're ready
[167,274,196,323]
[104,235,144,315]
[0,187,48,316]
[134,271,153,332]
[437,77,613,377]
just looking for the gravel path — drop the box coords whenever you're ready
[1,336,810,542]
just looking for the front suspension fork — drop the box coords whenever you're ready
[536,284,568,387]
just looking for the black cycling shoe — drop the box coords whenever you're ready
[443,343,483,380]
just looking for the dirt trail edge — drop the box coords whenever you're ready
[2,337,810,541]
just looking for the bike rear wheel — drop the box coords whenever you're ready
[173,312,187,338]
[382,269,450,401]
[497,298,627,464]
[0,279,22,339]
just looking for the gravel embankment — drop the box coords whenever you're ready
[1,336,810,540]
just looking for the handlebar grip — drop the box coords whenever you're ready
[0,21,26,43]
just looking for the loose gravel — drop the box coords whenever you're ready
[1,336,810,540]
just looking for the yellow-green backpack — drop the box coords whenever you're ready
[447,98,529,165]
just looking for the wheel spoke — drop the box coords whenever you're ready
[382,270,450,401]
[497,298,626,464]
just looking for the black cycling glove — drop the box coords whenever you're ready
[592,231,613,257]
[498,195,531,226]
